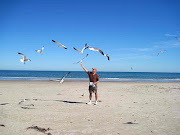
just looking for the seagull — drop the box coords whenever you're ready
[18,99,27,104]
[176,37,180,41]
[18,53,31,64]
[35,46,44,54]
[73,43,87,54]
[85,46,110,61]
[157,50,166,56]
[59,72,71,84]
[52,40,67,49]
[73,54,88,64]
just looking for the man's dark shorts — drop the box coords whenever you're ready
[89,84,97,93]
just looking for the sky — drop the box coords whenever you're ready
[0,0,180,72]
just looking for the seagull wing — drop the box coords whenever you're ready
[35,50,41,53]
[52,40,67,49]
[18,52,26,59]
[87,46,105,55]
[98,49,105,55]
[73,54,88,64]
[106,54,110,61]
[73,47,82,53]
[61,72,71,80]
[81,43,87,52]
[62,45,67,49]
[41,46,44,50]
[87,46,98,51]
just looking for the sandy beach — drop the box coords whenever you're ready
[0,81,180,135]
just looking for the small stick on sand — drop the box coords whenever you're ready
[21,107,36,109]
[27,125,52,134]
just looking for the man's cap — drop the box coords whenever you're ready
[92,68,97,72]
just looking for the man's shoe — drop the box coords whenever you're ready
[95,101,98,105]
[87,101,92,104]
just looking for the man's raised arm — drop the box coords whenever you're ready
[81,62,88,73]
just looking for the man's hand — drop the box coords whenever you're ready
[94,81,99,85]
[81,62,88,72]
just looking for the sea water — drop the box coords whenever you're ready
[0,70,180,82]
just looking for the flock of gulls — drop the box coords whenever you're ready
[17,37,180,83]
[18,40,110,83]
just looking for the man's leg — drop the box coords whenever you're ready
[95,93,98,101]
[87,92,92,104]
[95,93,98,105]
[89,93,92,100]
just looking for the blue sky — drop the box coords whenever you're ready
[0,0,180,72]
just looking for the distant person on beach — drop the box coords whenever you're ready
[81,62,99,105]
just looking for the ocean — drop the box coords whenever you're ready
[0,70,180,82]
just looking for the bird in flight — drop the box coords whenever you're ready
[52,40,67,49]
[157,50,166,56]
[85,46,110,61]
[73,43,87,54]
[176,37,180,41]
[73,54,88,64]
[35,46,44,54]
[59,72,71,84]
[18,53,31,64]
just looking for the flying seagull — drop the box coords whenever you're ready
[157,50,166,56]
[73,54,88,64]
[59,72,71,84]
[18,53,31,64]
[85,46,110,61]
[52,40,67,49]
[176,37,180,41]
[35,46,44,54]
[73,43,87,54]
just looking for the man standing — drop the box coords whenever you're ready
[81,62,99,105]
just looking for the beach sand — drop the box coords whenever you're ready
[0,81,180,135]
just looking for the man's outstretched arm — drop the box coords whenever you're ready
[81,62,88,73]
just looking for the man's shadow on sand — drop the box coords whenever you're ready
[54,100,85,104]
[38,99,86,104]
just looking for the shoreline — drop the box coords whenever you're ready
[1,80,180,83]
[1,77,180,82]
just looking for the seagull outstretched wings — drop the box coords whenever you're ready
[157,50,166,56]
[52,40,67,49]
[73,43,87,54]
[85,46,110,61]
[35,46,44,54]
[60,72,71,84]
[18,52,31,64]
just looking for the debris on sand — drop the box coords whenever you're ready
[0,103,9,105]
[27,125,52,135]
[123,122,138,124]
[21,107,36,109]
[25,104,34,106]
[0,124,5,127]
